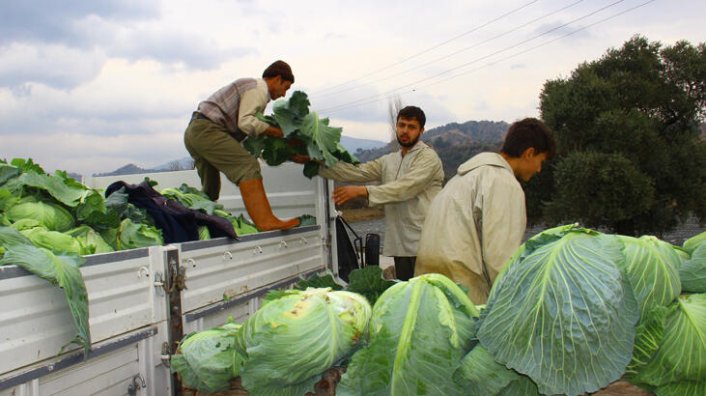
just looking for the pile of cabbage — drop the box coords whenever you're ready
[173,226,706,396]
[0,158,260,354]
[173,287,372,395]
[455,225,706,396]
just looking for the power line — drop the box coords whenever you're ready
[318,0,649,115]
[314,0,585,100]
[311,0,540,96]
[415,0,657,91]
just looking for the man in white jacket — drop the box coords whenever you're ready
[415,118,556,303]
[319,106,444,280]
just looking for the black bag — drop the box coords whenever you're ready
[335,216,360,282]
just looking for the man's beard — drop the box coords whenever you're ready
[397,134,420,148]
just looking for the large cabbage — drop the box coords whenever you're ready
[237,288,371,396]
[338,273,479,396]
[616,235,682,314]
[6,200,75,231]
[65,225,114,254]
[101,218,163,250]
[477,225,639,396]
[171,322,245,393]
[630,293,706,395]
[20,226,83,255]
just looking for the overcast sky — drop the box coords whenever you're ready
[1,0,705,175]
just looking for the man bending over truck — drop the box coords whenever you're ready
[184,60,300,231]
[318,106,444,280]
[415,117,556,304]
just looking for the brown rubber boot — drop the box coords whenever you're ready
[239,178,300,231]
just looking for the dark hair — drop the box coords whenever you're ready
[262,60,294,83]
[501,118,556,159]
[397,106,426,128]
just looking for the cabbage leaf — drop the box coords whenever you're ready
[680,231,706,293]
[0,243,90,355]
[453,345,540,396]
[246,91,358,178]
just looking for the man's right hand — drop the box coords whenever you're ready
[263,126,284,139]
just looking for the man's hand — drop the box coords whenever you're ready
[290,154,310,164]
[333,186,368,206]
[263,126,284,139]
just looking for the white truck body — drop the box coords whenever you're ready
[0,163,340,396]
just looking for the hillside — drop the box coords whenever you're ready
[90,119,507,183]
[95,135,386,177]
[355,120,508,180]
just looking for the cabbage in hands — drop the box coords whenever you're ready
[238,288,371,396]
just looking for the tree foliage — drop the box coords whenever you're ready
[534,35,706,235]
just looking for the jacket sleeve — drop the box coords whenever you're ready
[237,86,270,137]
[367,150,442,205]
[480,172,526,284]
[318,157,384,183]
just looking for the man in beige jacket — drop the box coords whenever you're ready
[319,106,444,280]
[415,118,556,303]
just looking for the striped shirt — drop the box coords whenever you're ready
[197,78,271,137]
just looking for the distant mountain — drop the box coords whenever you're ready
[353,120,508,179]
[93,158,194,177]
[96,121,505,179]
[151,157,194,171]
[340,135,386,153]
[93,163,152,177]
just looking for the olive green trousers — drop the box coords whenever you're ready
[184,118,261,201]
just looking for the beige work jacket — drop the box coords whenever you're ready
[415,152,526,304]
[320,142,443,256]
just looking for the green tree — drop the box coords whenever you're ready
[533,35,706,235]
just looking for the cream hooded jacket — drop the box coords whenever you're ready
[415,152,526,304]
[319,142,443,257]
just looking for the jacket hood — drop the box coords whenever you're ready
[457,152,512,176]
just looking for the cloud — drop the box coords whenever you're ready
[0,43,106,89]
[0,1,159,47]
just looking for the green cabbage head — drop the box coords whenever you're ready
[6,201,74,231]
[238,288,371,396]
[171,322,245,393]
[477,226,639,396]
[338,273,479,396]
